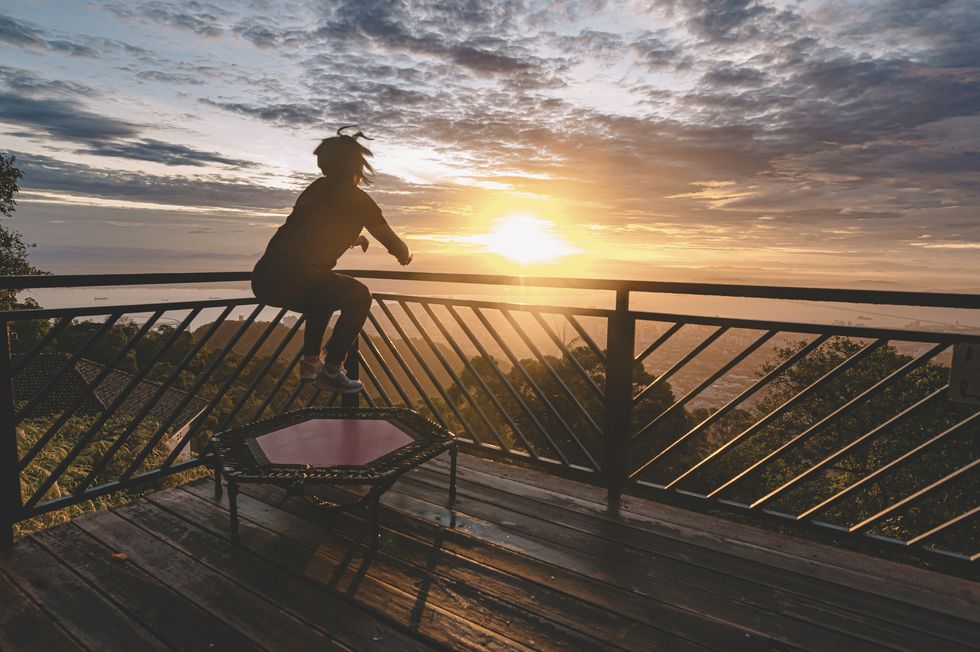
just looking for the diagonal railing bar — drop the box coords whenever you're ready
[757,387,948,513]
[633,335,831,480]
[798,408,980,520]
[849,457,980,534]
[445,304,558,462]
[633,330,777,442]
[530,311,604,401]
[376,299,480,442]
[276,377,307,416]
[634,322,684,365]
[355,338,392,407]
[749,348,950,510]
[118,303,264,482]
[422,302,534,457]
[18,310,165,473]
[403,301,508,449]
[633,326,728,405]
[906,506,980,547]
[26,304,244,509]
[0,296,258,322]
[303,386,327,408]
[371,292,612,320]
[366,311,448,428]
[566,314,605,365]
[217,310,304,431]
[628,308,980,346]
[10,317,72,377]
[19,458,208,520]
[160,305,286,468]
[472,306,592,469]
[663,338,885,491]
[14,313,123,424]
[75,308,205,493]
[499,308,603,446]
[355,360,379,408]
[250,343,305,422]
[386,299,483,446]
[711,342,950,501]
[358,329,414,408]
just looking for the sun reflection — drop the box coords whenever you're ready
[467,214,578,264]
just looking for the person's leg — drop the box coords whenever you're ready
[322,274,372,368]
[302,310,332,356]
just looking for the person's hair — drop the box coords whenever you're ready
[314,125,375,184]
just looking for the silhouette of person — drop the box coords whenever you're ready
[251,126,412,393]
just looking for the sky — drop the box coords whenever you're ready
[1,0,978,291]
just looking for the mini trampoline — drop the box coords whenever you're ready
[209,407,457,545]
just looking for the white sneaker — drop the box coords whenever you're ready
[298,357,323,382]
[315,368,364,394]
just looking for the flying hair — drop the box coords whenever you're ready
[314,125,375,184]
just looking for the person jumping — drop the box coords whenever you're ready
[251,126,412,393]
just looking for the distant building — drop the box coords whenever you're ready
[12,353,208,461]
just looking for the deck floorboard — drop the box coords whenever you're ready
[2,453,978,651]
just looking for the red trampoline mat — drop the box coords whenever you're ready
[253,418,414,467]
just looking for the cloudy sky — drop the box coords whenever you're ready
[1,0,978,290]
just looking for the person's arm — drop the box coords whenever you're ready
[366,222,412,265]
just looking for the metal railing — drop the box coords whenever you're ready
[1,271,978,562]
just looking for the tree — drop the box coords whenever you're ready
[2,154,47,310]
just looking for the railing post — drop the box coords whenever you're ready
[341,337,360,408]
[603,290,635,503]
[0,321,22,546]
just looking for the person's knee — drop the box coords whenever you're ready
[352,284,372,310]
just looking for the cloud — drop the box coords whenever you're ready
[200,99,322,127]
[83,139,259,168]
[104,1,226,37]
[12,152,293,209]
[0,91,139,140]
[0,12,149,58]
[0,67,255,167]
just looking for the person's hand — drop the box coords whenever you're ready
[398,253,413,266]
[349,235,369,252]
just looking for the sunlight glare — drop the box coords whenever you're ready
[469,214,578,264]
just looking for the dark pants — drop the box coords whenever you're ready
[252,260,372,364]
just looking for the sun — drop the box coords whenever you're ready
[469,214,577,265]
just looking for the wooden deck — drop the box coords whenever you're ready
[1,454,978,651]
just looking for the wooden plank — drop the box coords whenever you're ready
[445,454,980,616]
[32,520,265,652]
[72,508,345,651]
[178,483,618,652]
[232,482,709,652]
[211,482,781,652]
[174,484,537,652]
[0,538,168,651]
[117,494,435,652]
[388,472,899,652]
[417,458,980,647]
[0,570,86,652]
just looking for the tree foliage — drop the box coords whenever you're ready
[1,153,47,312]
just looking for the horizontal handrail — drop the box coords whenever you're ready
[3,270,980,309]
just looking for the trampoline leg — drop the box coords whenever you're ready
[228,481,239,547]
[448,444,457,508]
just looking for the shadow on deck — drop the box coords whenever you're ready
[2,453,978,651]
